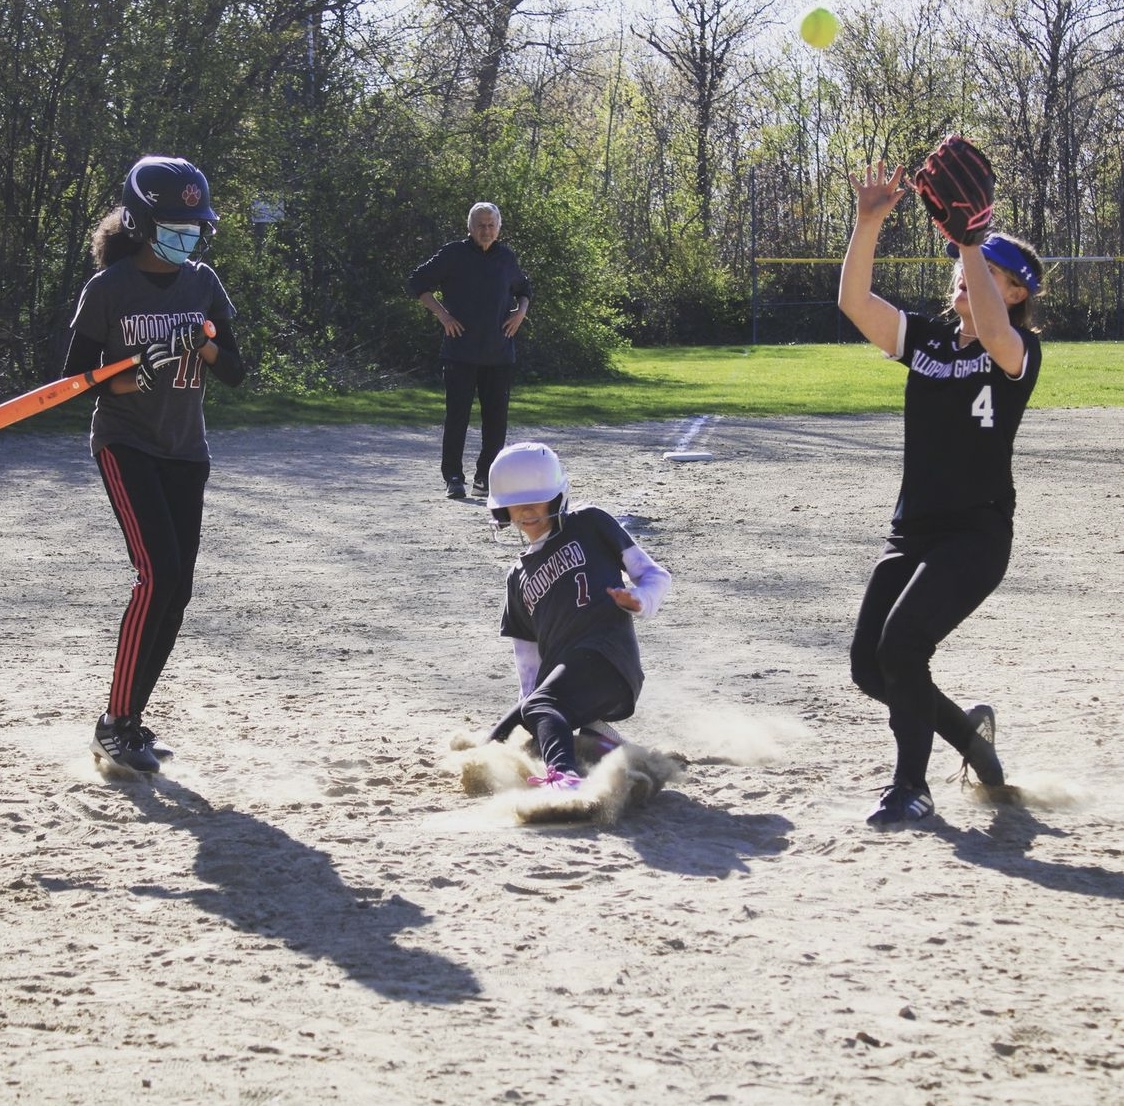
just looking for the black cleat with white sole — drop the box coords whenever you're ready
[961,703,1003,786]
[91,714,160,774]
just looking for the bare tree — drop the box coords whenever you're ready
[977,0,1124,254]
[634,0,776,238]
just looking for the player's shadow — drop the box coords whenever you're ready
[935,801,1124,900]
[614,790,794,877]
[61,775,479,1003]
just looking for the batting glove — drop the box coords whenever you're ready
[166,321,211,357]
[136,339,179,392]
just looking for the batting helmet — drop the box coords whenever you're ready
[487,442,570,529]
[120,156,219,243]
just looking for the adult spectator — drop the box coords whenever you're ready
[408,202,532,499]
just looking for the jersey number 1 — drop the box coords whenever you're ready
[972,385,994,428]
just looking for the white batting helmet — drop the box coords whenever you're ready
[487,442,570,527]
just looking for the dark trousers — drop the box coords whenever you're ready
[97,444,209,718]
[517,649,635,773]
[849,514,1011,787]
[441,360,512,484]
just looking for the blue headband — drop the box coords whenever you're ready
[946,236,1040,294]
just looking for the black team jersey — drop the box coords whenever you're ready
[894,312,1041,524]
[500,506,644,697]
[71,257,236,463]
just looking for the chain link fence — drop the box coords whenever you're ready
[747,257,1124,345]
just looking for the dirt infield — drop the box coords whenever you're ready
[1,408,1121,1104]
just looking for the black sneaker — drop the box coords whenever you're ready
[961,704,1003,786]
[576,720,624,758]
[91,714,160,774]
[471,479,488,497]
[131,716,174,761]
[445,477,466,499]
[866,782,934,827]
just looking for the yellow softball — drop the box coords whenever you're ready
[800,7,839,49]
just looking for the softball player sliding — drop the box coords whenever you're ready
[485,443,671,789]
[839,161,1045,827]
[62,156,246,774]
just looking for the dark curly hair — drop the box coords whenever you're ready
[90,208,142,271]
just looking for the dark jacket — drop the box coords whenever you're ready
[407,238,531,365]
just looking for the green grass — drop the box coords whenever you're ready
[9,341,1124,435]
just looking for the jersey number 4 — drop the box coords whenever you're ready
[971,385,994,428]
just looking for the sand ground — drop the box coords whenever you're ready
[1,406,1121,1105]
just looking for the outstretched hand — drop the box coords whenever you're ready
[607,586,641,613]
[849,161,907,222]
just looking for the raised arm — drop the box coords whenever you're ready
[838,162,908,356]
[958,246,1029,377]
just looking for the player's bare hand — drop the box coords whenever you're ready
[502,309,526,338]
[607,586,641,613]
[849,161,907,222]
[440,312,464,338]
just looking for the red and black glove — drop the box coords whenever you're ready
[912,134,995,247]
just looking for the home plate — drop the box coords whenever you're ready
[663,450,714,462]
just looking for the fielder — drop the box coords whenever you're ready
[838,139,1045,827]
[484,442,671,789]
[62,156,246,773]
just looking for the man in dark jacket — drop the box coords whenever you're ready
[408,203,532,499]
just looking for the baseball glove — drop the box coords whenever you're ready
[912,134,995,247]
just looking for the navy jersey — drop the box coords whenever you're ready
[500,506,644,697]
[406,238,531,365]
[70,257,236,462]
[894,312,1041,523]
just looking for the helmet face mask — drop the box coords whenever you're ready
[487,443,570,541]
[121,156,219,261]
[152,223,204,266]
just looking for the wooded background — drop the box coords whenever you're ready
[3,0,1124,392]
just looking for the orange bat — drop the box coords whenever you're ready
[0,321,216,431]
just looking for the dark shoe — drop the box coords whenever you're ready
[576,720,624,758]
[445,478,466,500]
[91,714,160,774]
[962,704,1003,786]
[131,715,174,761]
[866,782,934,827]
[471,479,488,497]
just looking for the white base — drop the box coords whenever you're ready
[663,451,714,462]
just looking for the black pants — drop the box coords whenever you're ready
[850,512,1011,787]
[97,444,209,719]
[441,360,512,484]
[517,649,635,773]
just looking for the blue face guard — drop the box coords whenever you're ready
[152,222,210,266]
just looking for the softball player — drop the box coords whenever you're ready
[62,156,245,773]
[839,162,1044,827]
[485,443,671,788]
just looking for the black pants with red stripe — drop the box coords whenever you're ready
[96,444,210,719]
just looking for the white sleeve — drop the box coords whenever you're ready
[621,544,671,619]
[881,309,907,360]
[511,637,541,697]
